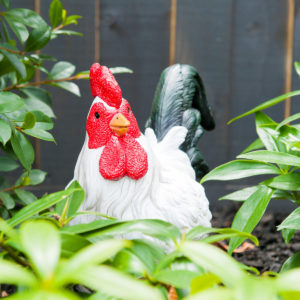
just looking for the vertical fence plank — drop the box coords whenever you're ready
[99,0,170,127]
[37,0,95,192]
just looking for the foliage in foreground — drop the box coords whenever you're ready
[1,184,300,300]
[202,62,300,262]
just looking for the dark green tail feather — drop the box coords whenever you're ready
[145,64,215,179]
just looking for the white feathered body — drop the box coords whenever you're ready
[72,126,211,232]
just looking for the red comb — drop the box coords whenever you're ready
[89,63,122,108]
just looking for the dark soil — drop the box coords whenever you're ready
[212,204,300,273]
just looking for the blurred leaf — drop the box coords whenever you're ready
[180,241,244,286]
[10,129,34,171]
[0,156,18,172]
[8,187,81,227]
[22,112,36,129]
[25,24,51,52]
[30,111,53,130]
[276,269,300,292]
[0,260,37,287]
[263,173,300,191]
[60,232,91,258]
[0,43,26,78]
[228,90,300,124]
[241,138,265,154]
[277,113,300,130]
[0,0,10,9]
[56,180,85,219]
[190,273,221,294]
[282,229,295,244]
[201,160,280,183]
[27,169,47,185]
[24,128,55,142]
[228,185,273,254]
[281,252,300,273]
[219,186,259,201]
[49,61,75,79]
[185,288,234,300]
[295,62,300,77]
[110,67,133,74]
[72,265,164,300]
[53,30,82,36]
[278,208,300,231]
[0,91,24,113]
[4,15,29,44]
[15,189,37,205]
[0,191,15,209]
[63,14,82,26]
[238,150,300,167]
[20,220,60,279]
[49,0,63,28]
[9,290,81,300]
[0,119,11,145]
[50,81,80,96]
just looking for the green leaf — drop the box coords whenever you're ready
[228,90,300,124]
[0,191,15,209]
[15,189,37,205]
[201,160,281,183]
[238,150,300,168]
[57,239,129,284]
[4,15,29,44]
[49,0,63,28]
[278,208,300,231]
[49,61,76,79]
[60,232,91,258]
[0,92,24,113]
[82,219,180,244]
[110,67,134,74]
[8,188,81,227]
[8,290,81,300]
[50,81,80,96]
[0,0,10,9]
[0,260,37,287]
[27,169,47,185]
[263,173,300,191]
[295,62,300,77]
[282,228,295,244]
[0,44,26,78]
[219,186,259,201]
[30,111,53,130]
[25,24,52,52]
[0,119,11,145]
[56,180,85,219]
[10,129,34,171]
[190,273,222,294]
[24,128,55,142]
[277,113,300,130]
[241,138,265,154]
[228,185,273,254]
[20,220,60,279]
[0,156,18,171]
[180,241,244,286]
[72,265,164,300]
[281,252,300,273]
[52,30,82,37]
[276,269,300,292]
[22,112,36,129]
[63,15,82,26]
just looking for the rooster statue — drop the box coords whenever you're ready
[70,63,215,233]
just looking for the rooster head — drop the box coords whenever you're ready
[86,63,148,181]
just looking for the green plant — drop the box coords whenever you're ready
[201,61,300,256]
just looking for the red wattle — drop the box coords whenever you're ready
[90,63,122,108]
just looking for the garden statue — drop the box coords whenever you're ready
[70,63,215,233]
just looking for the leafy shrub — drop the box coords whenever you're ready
[202,62,300,256]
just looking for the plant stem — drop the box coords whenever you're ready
[52,24,64,32]
[0,243,30,267]
[3,74,88,92]
[0,46,26,56]
[2,183,23,193]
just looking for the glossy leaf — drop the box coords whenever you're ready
[25,24,52,52]
[49,0,63,28]
[228,90,300,124]
[0,156,19,171]
[281,252,300,273]
[17,169,47,186]
[228,185,273,254]
[60,232,91,257]
[49,61,75,79]
[15,189,37,205]
[4,15,29,44]
[241,138,265,154]
[10,129,34,171]
[72,265,164,300]
[277,113,300,130]
[52,29,82,36]
[263,173,300,191]
[0,191,15,209]
[0,119,11,145]
[238,150,300,167]
[219,186,259,201]
[295,61,300,77]
[201,160,280,183]
[110,67,134,74]
[24,128,55,142]
[8,188,81,227]
[0,92,24,113]
[20,220,60,279]
[22,112,36,129]
[50,81,80,96]
[278,208,300,231]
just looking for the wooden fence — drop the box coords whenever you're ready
[14,0,300,208]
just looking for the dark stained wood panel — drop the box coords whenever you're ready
[99,0,170,129]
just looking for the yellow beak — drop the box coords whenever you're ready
[109,113,130,137]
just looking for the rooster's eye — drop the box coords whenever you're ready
[95,112,100,119]
[128,108,131,114]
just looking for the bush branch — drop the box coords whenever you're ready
[0,46,26,56]
[0,243,30,267]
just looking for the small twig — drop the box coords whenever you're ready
[0,46,26,56]
[2,183,23,194]
[52,24,64,32]
[1,244,30,267]
[3,74,88,92]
